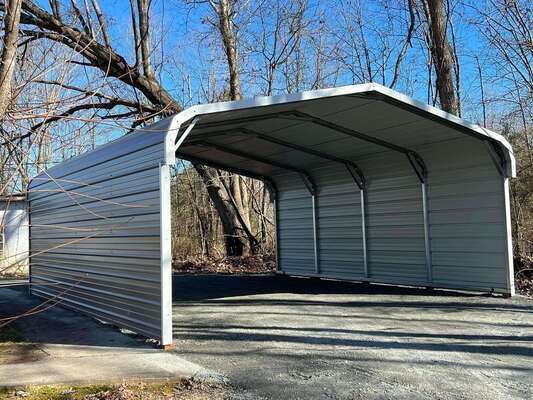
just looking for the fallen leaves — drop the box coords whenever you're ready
[173,254,276,275]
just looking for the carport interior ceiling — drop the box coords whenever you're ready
[28,83,516,346]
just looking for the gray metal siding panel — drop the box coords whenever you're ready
[275,173,315,275]
[312,164,365,278]
[267,136,509,293]
[29,130,167,339]
[420,137,508,290]
[361,153,427,283]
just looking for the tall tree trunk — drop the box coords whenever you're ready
[195,165,244,256]
[216,0,241,101]
[136,0,154,79]
[0,0,22,119]
[209,0,257,255]
[422,0,459,115]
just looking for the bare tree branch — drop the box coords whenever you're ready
[89,0,111,47]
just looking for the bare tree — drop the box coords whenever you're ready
[420,0,460,114]
[0,0,261,256]
[208,0,242,100]
[0,0,22,119]
[193,0,265,255]
[390,0,417,89]
[334,0,420,89]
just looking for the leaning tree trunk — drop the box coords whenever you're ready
[11,0,256,257]
[0,0,22,120]
[195,165,245,256]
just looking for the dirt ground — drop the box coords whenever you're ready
[0,380,228,400]
[172,274,533,400]
[0,325,46,364]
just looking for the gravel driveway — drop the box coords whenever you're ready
[172,274,533,400]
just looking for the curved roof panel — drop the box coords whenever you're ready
[167,83,515,178]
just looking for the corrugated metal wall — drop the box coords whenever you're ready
[275,172,315,275]
[275,136,510,293]
[29,128,169,339]
[362,153,427,285]
[314,164,365,278]
[422,136,509,292]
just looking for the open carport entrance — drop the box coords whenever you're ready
[28,84,515,347]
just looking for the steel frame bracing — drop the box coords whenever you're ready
[185,109,432,282]
[185,140,321,273]
[186,127,367,276]
[484,140,507,177]
[187,128,365,189]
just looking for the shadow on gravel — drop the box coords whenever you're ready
[173,326,533,357]
[172,274,533,360]
[172,274,532,313]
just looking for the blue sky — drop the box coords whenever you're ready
[33,1,520,131]
[12,0,524,187]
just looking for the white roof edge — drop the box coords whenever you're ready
[169,83,515,177]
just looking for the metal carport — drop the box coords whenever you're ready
[28,83,516,346]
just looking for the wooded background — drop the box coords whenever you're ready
[0,0,530,278]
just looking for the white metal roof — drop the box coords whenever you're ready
[166,83,515,178]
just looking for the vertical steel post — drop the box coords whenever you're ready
[360,189,369,278]
[346,164,367,279]
[312,194,320,274]
[273,191,281,273]
[502,177,515,296]
[159,163,173,346]
[421,182,432,284]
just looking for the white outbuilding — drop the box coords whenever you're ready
[0,195,29,277]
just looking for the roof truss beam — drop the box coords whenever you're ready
[175,152,277,198]
[187,109,427,182]
[284,111,427,182]
[189,140,317,195]
[186,127,365,189]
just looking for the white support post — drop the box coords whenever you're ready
[421,182,433,284]
[312,194,320,274]
[273,193,281,273]
[360,189,369,278]
[503,177,516,296]
[159,163,173,346]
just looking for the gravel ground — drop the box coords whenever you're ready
[172,274,533,400]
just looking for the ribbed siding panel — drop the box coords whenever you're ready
[275,172,315,275]
[29,129,167,339]
[421,137,508,291]
[275,157,426,283]
[313,164,365,278]
[269,140,509,293]
[360,153,426,283]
